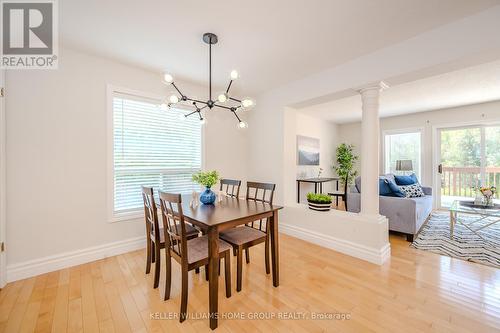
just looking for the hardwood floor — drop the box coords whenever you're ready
[1,233,500,332]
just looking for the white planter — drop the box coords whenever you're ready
[307,201,331,211]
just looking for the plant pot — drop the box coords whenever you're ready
[200,187,216,205]
[307,200,331,211]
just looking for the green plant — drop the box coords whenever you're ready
[192,170,219,188]
[306,192,332,204]
[333,143,358,185]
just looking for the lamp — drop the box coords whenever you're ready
[395,160,413,175]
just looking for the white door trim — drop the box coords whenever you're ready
[0,70,6,288]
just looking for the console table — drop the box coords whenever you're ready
[296,177,339,203]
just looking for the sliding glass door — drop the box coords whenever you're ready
[438,125,500,208]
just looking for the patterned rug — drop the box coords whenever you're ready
[411,211,500,268]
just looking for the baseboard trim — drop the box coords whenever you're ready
[280,223,391,265]
[7,236,146,282]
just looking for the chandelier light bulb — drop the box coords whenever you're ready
[217,93,228,103]
[200,118,206,125]
[163,73,174,84]
[230,70,239,80]
[159,103,168,111]
[169,95,179,104]
[241,98,254,108]
[237,121,248,129]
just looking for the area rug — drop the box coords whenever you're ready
[411,211,500,268]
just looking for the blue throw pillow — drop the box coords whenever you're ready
[386,179,406,197]
[379,179,394,196]
[394,173,418,185]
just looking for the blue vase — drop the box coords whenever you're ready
[200,187,216,205]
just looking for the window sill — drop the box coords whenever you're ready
[109,211,143,223]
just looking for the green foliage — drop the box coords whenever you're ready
[334,143,358,185]
[307,192,332,204]
[192,170,219,188]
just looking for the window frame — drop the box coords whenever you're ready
[382,127,424,181]
[106,85,205,223]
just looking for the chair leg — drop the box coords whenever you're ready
[232,247,237,256]
[151,240,156,263]
[245,248,250,264]
[218,258,221,276]
[145,239,152,274]
[205,264,209,281]
[153,244,161,289]
[224,252,231,298]
[179,267,188,323]
[195,267,200,274]
[264,237,270,275]
[164,249,171,300]
[236,246,243,292]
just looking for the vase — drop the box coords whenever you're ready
[200,187,216,205]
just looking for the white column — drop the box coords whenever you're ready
[358,82,387,217]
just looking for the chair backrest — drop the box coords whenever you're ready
[158,191,188,263]
[142,186,160,242]
[246,181,276,204]
[245,181,276,232]
[220,178,241,198]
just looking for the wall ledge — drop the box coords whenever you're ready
[7,236,146,282]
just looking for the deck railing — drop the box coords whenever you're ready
[441,166,500,197]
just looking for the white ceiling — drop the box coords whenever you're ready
[298,60,500,123]
[60,0,499,96]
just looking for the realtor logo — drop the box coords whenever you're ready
[1,0,58,69]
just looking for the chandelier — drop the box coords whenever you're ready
[161,33,254,129]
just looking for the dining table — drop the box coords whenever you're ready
[178,194,283,330]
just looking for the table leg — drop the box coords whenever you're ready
[450,211,455,240]
[270,211,280,287]
[336,180,339,206]
[314,183,318,194]
[320,182,323,194]
[207,227,219,330]
[297,181,300,203]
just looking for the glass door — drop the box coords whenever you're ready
[438,125,500,208]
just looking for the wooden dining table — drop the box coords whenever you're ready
[179,195,283,330]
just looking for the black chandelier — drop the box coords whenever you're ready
[161,33,254,129]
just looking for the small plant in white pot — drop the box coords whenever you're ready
[307,193,332,211]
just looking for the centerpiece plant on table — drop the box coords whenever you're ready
[192,170,219,205]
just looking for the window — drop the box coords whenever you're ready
[384,130,422,179]
[109,89,202,221]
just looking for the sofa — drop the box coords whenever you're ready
[346,174,433,241]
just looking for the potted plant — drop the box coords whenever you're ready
[307,193,332,211]
[192,170,219,205]
[333,143,358,186]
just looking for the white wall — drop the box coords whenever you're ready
[338,101,500,186]
[294,112,339,202]
[5,47,248,273]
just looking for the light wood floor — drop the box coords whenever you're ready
[1,233,500,333]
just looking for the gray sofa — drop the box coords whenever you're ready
[346,174,433,241]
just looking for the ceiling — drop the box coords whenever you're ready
[298,60,500,123]
[60,0,499,96]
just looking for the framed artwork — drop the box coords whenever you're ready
[297,135,320,165]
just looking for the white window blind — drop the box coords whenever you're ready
[112,92,202,218]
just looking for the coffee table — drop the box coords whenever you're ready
[449,200,500,241]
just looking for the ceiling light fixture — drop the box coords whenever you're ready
[162,33,253,128]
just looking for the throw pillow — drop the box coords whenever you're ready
[399,184,425,198]
[394,173,419,185]
[386,179,406,197]
[379,179,394,196]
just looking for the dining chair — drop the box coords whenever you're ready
[141,186,199,289]
[328,173,349,210]
[158,191,232,322]
[219,181,276,292]
[219,178,241,198]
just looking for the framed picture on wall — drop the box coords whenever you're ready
[297,135,320,165]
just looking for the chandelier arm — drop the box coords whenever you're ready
[198,111,203,120]
[185,110,199,117]
[209,41,212,101]
[229,97,241,103]
[171,82,184,97]
[232,111,242,123]
[225,80,233,94]
[185,97,209,106]
[213,104,233,111]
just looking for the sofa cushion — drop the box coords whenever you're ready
[379,179,394,196]
[386,179,405,197]
[394,173,418,185]
[399,184,425,198]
